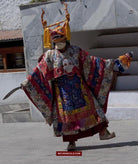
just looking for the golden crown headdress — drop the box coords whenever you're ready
[41,2,71,49]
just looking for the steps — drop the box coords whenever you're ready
[108,91,138,107]
[1,108,32,123]
[115,75,138,90]
[88,32,138,91]
[0,103,29,113]
[107,107,138,121]
[106,91,138,120]
[0,103,31,123]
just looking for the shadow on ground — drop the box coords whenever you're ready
[76,141,138,151]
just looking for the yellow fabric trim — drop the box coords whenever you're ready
[43,28,52,49]
[65,21,71,41]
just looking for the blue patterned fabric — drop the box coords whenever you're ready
[114,59,125,72]
[57,122,63,132]
[91,58,101,89]
[57,74,86,111]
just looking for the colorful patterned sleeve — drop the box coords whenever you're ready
[79,48,114,113]
[21,51,54,125]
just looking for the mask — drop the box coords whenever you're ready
[55,42,66,50]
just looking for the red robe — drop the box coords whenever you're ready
[21,45,114,141]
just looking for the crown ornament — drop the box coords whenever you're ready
[41,2,71,49]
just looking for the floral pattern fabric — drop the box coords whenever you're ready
[21,45,114,136]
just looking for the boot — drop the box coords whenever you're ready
[67,141,76,151]
[99,129,116,140]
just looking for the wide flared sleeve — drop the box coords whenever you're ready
[21,50,54,125]
[79,48,115,113]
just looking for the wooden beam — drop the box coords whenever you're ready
[0,46,23,54]
[3,53,7,70]
[0,68,26,73]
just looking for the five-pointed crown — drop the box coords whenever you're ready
[41,2,71,49]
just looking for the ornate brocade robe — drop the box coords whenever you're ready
[21,45,114,137]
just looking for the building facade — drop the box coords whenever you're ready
[20,0,138,121]
[0,0,30,123]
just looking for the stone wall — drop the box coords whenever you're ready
[0,0,30,30]
[20,0,138,72]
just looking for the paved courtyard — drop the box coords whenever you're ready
[0,120,138,164]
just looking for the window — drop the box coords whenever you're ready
[0,54,3,69]
[0,46,25,72]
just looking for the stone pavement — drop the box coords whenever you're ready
[0,120,138,164]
